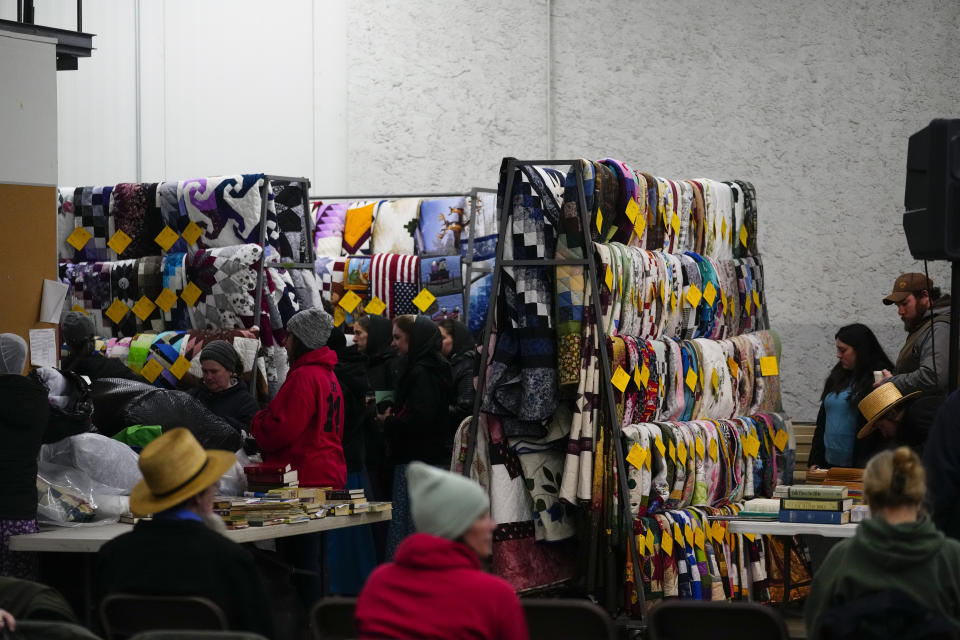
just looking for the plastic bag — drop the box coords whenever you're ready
[40,433,141,493]
[217,448,252,496]
[35,462,130,527]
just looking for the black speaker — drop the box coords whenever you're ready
[903,118,960,260]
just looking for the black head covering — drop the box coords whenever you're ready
[199,340,240,374]
[445,320,476,359]
[363,316,394,360]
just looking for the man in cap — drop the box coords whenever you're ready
[60,311,142,381]
[95,428,273,637]
[355,462,528,640]
[880,273,951,395]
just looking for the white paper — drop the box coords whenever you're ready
[28,328,58,368]
[39,279,69,323]
[233,337,260,374]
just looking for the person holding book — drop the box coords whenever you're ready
[251,307,347,490]
[381,315,453,559]
[187,340,260,436]
[809,324,893,470]
[437,318,478,445]
[355,314,399,498]
[804,446,960,637]
[355,463,528,640]
[96,428,274,638]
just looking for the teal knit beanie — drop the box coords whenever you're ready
[406,462,490,540]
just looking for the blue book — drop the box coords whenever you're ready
[779,509,850,524]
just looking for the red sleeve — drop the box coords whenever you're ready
[250,369,317,452]
[495,584,529,640]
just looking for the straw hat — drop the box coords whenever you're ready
[129,428,236,517]
[856,382,921,439]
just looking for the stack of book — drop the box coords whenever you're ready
[324,488,369,516]
[779,485,852,524]
[244,463,299,493]
[214,497,311,528]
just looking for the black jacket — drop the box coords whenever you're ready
[96,519,274,638]
[64,353,142,382]
[334,345,370,472]
[0,375,50,520]
[385,318,452,466]
[924,390,960,540]
[187,384,260,434]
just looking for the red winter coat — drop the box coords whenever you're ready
[251,347,346,489]
[355,533,529,640]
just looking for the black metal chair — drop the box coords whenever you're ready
[129,633,269,640]
[0,619,103,640]
[521,598,616,640]
[309,597,357,640]
[99,594,228,640]
[648,600,789,640]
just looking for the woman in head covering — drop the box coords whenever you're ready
[810,324,894,470]
[187,340,260,434]
[0,334,47,579]
[437,319,478,439]
[804,447,960,637]
[381,315,452,558]
[354,315,399,501]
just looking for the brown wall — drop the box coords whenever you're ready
[0,183,58,370]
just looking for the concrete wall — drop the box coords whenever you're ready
[8,0,958,418]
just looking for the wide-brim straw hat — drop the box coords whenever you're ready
[856,382,921,439]
[129,428,236,517]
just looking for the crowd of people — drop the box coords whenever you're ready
[4,270,960,638]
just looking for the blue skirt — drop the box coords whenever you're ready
[325,471,378,595]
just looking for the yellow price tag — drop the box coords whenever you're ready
[744,533,756,542]
[412,288,436,312]
[685,524,695,547]
[66,226,93,250]
[695,437,705,459]
[745,294,753,314]
[685,283,702,309]
[182,221,203,246]
[711,368,719,392]
[677,440,687,465]
[71,305,89,316]
[634,215,645,238]
[131,295,157,322]
[739,225,748,247]
[604,265,613,291]
[745,434,761,458]
[365,296,386,316]
[673,523,684,548]
[180,281,203,307]
[703,281,717,306]
[759,356,779,376]
[154,226,180,251]
[596,208,603,236]
[709,439,718,461]
[685,367,698,391]
[660,528,674,556]
[169,356,192,380]
[659,279,665,303]
[339,290,362,313]
[625,199,639,224]
[611,366,630,392]
[626,443,647,470]
[711,521,725,544]
[670,212,680,236]
[140,359,164,383]
[155,288,178,313]
[773,429,789,452]
[644,447,652,470]
[728,357,739,379]
[645,527,655,555]
[333,306,345,327]
[654,435,666,459]
[108,230,133,255]
[104,299,130,325]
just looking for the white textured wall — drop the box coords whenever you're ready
[37,0,960,419]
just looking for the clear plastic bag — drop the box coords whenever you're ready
[36,462,129,527]
[39,433,141,492]
[217,448,251,496]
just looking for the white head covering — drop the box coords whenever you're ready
[0,333,28,375]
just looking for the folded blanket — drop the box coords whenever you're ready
[155,181,190,253]
[460,191,498,262]
[371,198,420,254]
[270,180,307,262]
[342,200,378,255]
[313,202,348,258]
[178,174,273,250]
[109,183,164,259]
[184,244,262,331]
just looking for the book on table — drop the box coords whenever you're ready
[787,484,849,499]
[778,509,851,525]
[243,463,293,474]
[781,498,853,512]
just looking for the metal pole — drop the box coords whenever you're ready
[575,165,648,621]
[250,180,270,396]
[950,260,959,391]
[77,0,82,31]
[463,164,516,476]
[23,0,34,23]
[462,188,478,322]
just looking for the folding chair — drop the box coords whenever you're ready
[521,598,616,640]
[99,594,228,640]
[129,632,269,640]
[648,600,789,640]
[309,597,357,640]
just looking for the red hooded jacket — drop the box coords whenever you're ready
[355,533,528,640]
[251,347,346,489]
